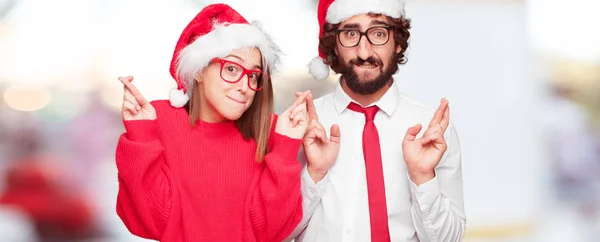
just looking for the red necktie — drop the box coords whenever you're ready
[347,102,390,242]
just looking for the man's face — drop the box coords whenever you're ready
[335,14,401,95]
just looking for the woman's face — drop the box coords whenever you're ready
[197,47,263,123]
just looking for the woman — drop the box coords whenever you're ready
[115,4,310,241]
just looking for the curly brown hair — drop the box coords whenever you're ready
[319,14,412,74]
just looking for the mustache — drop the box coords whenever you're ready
[348,56,383,66]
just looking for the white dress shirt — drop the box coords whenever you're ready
[287,81,466,242]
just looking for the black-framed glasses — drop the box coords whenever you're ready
[210,58,264,91]
[336,26,392,47]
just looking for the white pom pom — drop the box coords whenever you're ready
[308,57,330,80]
[169,88,189,108]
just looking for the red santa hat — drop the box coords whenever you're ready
[309,0,406,80]
[169,3,280,107]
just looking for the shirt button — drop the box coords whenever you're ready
[345,229,352,234]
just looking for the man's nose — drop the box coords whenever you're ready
[356,35,374,60]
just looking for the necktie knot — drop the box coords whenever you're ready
[347,102,379,121]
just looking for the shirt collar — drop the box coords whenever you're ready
[333,78,401,116]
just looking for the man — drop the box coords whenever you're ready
[287,0,466,241]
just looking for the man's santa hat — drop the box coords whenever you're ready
[308,0,406,80]
[169,3,280,107]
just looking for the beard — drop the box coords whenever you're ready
[339,53,399,95]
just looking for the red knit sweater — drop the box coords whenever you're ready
[115,100,303,242]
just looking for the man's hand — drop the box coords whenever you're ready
[301,92,341,183]
[402,98,450,186]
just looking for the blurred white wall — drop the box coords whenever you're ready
[397,1,544,231]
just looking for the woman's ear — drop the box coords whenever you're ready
[195,69,204,83]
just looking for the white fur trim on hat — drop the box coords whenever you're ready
[326,0,405,24]
[308,57,330,80]
[169,88,190,108]
[175,21,281,105]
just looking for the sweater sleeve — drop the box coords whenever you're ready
[115,119,173,240]
[249,130,304,242]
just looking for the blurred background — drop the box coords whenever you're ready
[0,0,599,241]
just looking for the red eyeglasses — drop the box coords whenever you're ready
[210,58,264,91]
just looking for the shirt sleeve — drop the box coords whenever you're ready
[409,123,466,242]
[284,147,330,241]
